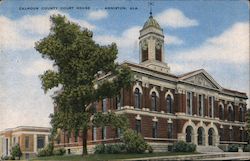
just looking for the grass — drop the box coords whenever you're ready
[31,152,197,161]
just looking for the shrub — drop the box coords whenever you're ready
[11,144,22,160]
[147,145,153,153]
[94,144,106,154]
[228,144,239,152]
[172,141,196,152]
[53,148,66,156]
[186,143,196,152]
[2,156,11,160]
[243,144,250,152]
[105,144,126,154]
[94,144,126,154]
[37,143,54,157]
[122,129,148,153]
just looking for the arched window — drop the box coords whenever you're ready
[239,107,244,122]
[136,120,141,134]
[166,95,173,113]
[186,126,193,143]
[219,105,224,120]
[228,105,234,121]
[151,92,157,111]
[134,88,141,109]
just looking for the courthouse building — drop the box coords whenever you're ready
[55,14,248,153]
[0,126,50,158]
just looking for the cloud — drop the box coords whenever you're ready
[155,8,198,28]
[94,26,141,62]
[0,10,95,51]
[173,22,249,64]
[88,10,108,20]
[21,59,54,76]
[165,34,184,45]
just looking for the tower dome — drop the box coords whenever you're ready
[143,15,162,30]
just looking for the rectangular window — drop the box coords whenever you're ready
[102,127,106,140]
[37,136,45,149]
[186,92,192,115]
[74,131,78,142]
[116,128,123,138]
[209,96,214,118]
[152,122,158,138]
[136,120,141,133]
[198,94,204,116]
[92,127,97,141]
[102,98,107,112]
[6,138,8,155]
[13,137,16,145]
[25,136,29,149]
[116,95,121,110]
[167,123,173,138]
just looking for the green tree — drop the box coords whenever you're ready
[35,14,132,155]
[11,144,22,160]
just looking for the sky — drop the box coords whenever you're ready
[0,0,249,131]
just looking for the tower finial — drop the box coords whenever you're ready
[149,1,153,17]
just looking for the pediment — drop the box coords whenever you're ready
[179,69,222,90]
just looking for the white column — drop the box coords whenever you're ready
[45,135,49,146]
[33,134,37,153]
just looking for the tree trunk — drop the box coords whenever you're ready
[82,128,88,156]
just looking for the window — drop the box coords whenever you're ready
[134,88,141,109]
[166,95,173,113]
[116,95,121,110]
[136,120,141,134]
[142,45,148,62]
[229,129,233,141]
[151,92,157,111]
[240,130,243,142]
[219,128,224,141]
[198,94,204,116]
[37,136,45,149]
[93,102,97,113]
[102,127,106,140]
[219,105,224,120]
[102,98,107,112]
[25,136,29,149]
[152,122,158,138]
[92,127,97,141]
[209,96,214,118]
[167,123,173,138]
[155,42,162,61]
[67,131,71,143]
[74,130,78,142]
[13,137,16,145]
[116,128,122,138]
[228,105,234,121]
[186,92,192,115]
[239,107,244,122]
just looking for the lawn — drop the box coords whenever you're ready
[31,152,196,161]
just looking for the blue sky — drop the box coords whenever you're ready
[0,0,249,130]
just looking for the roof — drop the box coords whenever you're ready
[143,15,162,30]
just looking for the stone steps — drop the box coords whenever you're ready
[197,145,224,153]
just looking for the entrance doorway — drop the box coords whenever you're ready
[197,127,205,145]
[186,126,193,143]
[208,128,215,146]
